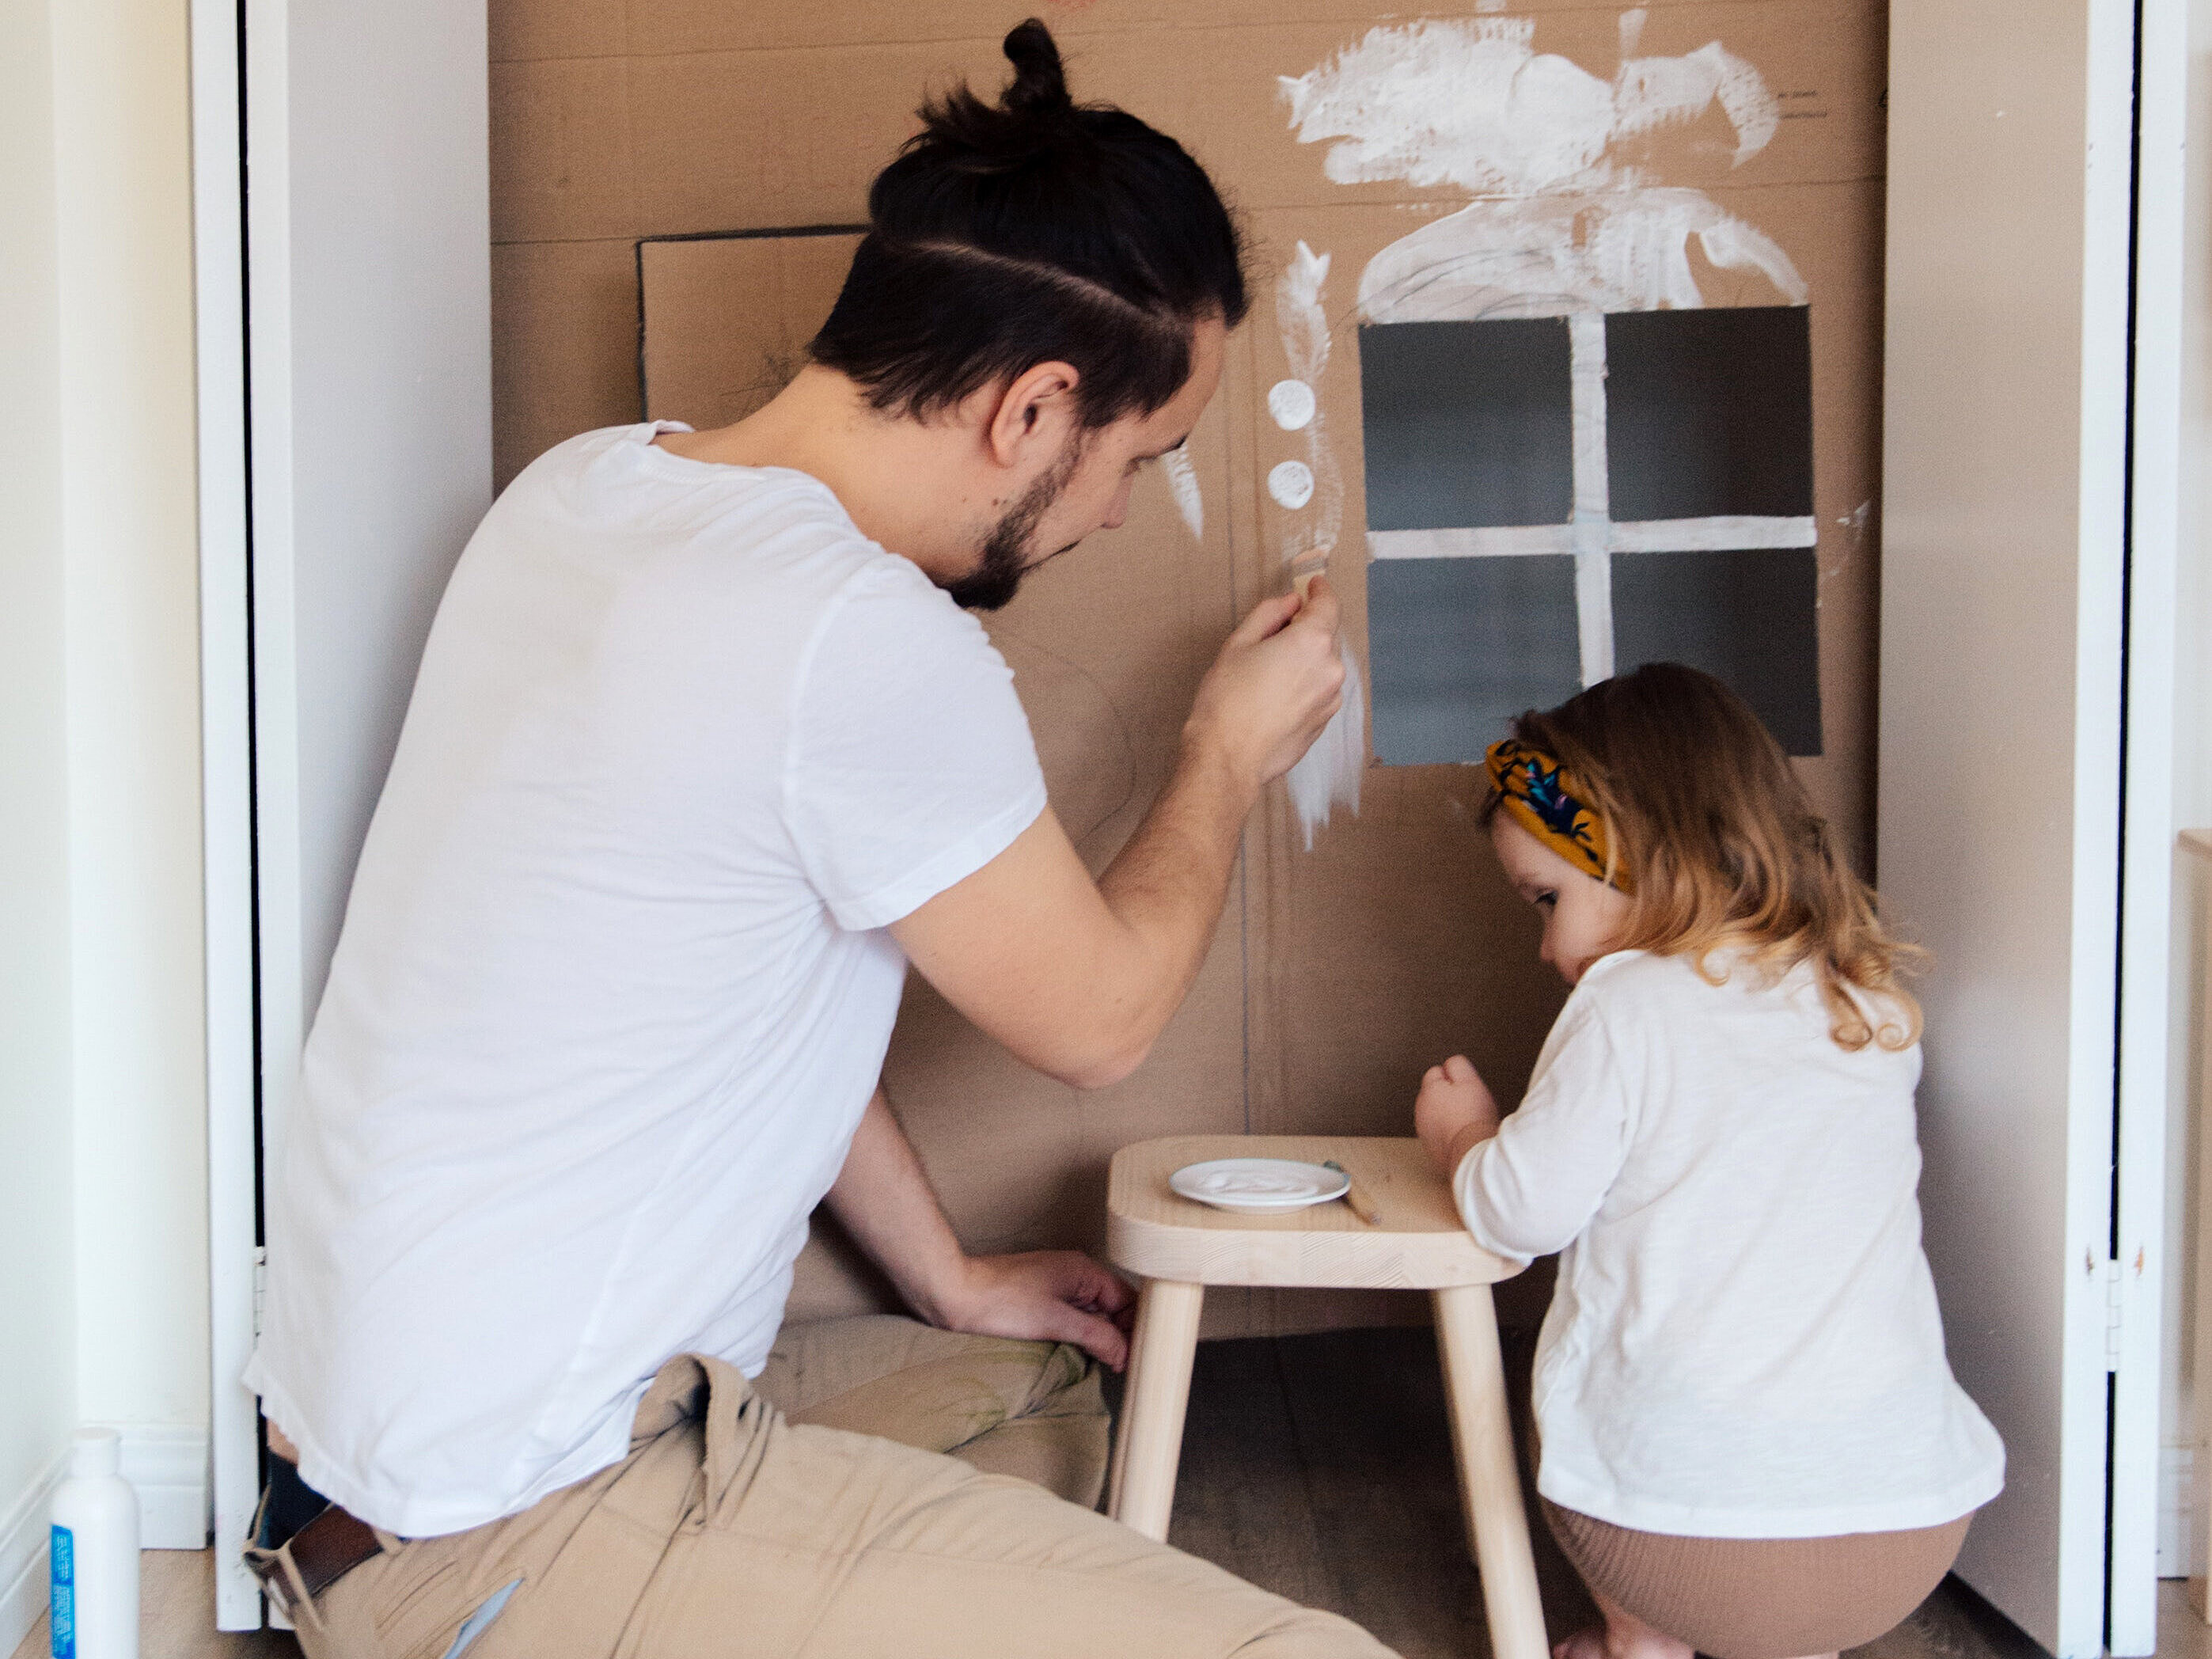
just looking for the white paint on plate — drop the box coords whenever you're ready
[1169,1157,1351,1213]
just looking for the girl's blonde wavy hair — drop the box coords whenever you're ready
[1490,662,1925,1052]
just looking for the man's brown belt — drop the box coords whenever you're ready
[245,1460,383,1611]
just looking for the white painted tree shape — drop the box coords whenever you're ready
[1281,13,1803,323]
[1277,12,1820,723]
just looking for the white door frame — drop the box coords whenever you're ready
[2105,0,2194,1654]
[188,0,261,1629]
[1882,0,2187,1653]
[2111,0,2191,1645]
[192,0,491,1629]
[194,0,2188,1644]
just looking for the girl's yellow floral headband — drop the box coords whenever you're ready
[1484,738,1629,892]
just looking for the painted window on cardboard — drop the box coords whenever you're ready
[1271,16,1832,779]
[1362,306,1820,763]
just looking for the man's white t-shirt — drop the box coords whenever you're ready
[1455,950,2005,1539]
[244,423,1048,1538]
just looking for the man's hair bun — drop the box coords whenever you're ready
[911,18,1083,169]
[809,17,1248,434]
[1000,19,1072,115]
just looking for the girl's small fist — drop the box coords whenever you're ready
[1415,1054,1500,1175]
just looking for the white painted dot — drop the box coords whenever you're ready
[1268,460,1315,510]
[1267,378,1317,431]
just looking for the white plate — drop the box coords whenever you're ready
[1169,1157,1350,1213]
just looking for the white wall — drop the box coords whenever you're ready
[0,0,84,1644]
[0,0,212,1645]
[51,0,210,1441]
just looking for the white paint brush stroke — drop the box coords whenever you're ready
[1567,310,1613,685]
[1160,446,1204,541]
[1279,14,1812,726]
[1281,18,1804,324]
[1269,460,1316,509]
[1273,241,1345,569]
[1282,18,1779,194]
[1269,379,1318,431]
[1271,238,1364,845]
[1280,241,1334,381]
[1367,516,1820,559]
[1608,515,1817,551]
[1357,189,1803,324]
[1286,635,1365,850]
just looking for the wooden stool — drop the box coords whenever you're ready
[1105,1134,1546,1659]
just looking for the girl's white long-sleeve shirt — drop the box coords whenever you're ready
[1455,949,2004,1539]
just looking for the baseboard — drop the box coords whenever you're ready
[116,1424,211,1550]
[0,1447,67,1659]
[0,1423,211,1653]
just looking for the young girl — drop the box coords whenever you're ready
[1415,663,2003,1659]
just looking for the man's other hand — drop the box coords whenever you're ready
[935,1250,1136,1371]
[1183,575,1347,792]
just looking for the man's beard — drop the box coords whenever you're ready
[943,438,1085,612]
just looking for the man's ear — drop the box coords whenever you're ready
[985,360,1082,467]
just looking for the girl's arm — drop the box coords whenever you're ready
[1425,1000,1636,1265]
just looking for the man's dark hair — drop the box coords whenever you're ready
[809,20,1249,430]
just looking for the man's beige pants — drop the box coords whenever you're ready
[279,1315,1391,1659]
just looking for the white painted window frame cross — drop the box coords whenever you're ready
[1364,306,1819,689]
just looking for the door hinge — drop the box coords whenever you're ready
[2106,1255,2123,1370]
[252,1246,267,1341]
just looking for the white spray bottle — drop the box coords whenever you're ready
[50,1427,138,1659]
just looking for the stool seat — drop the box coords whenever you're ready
[1104,1134,1546,1659]
[1107,1133,1518,1288]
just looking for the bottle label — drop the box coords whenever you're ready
[49,1524,74,1659]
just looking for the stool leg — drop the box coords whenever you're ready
[1106,1278,1205,1541]
[1434,1284,1547,1659]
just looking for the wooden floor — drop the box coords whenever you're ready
[11,1545,294,1659]
[1153,1329,2056,1659]
[21,1330,2211,1659]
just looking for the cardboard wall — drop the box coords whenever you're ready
[491,0,1887,1335]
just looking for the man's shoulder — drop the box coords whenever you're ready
[507,426,856,538]
[489,426,939,611]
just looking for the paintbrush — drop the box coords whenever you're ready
[1322,1160,1381,1225]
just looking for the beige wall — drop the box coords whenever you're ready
[0,0,82,1552]
[51,0,208,1436]
[0,0,208,1600]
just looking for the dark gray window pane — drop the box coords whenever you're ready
[1368,556,1585,765]
[1604,307,1814,521]
[1610,546,1823,755]
[1358,319,1575,531]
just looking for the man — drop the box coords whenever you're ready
[245,21,1391,1658]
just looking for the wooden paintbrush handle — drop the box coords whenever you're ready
[1324,1160,1382,1224]
[1341,1176,1382,1225]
